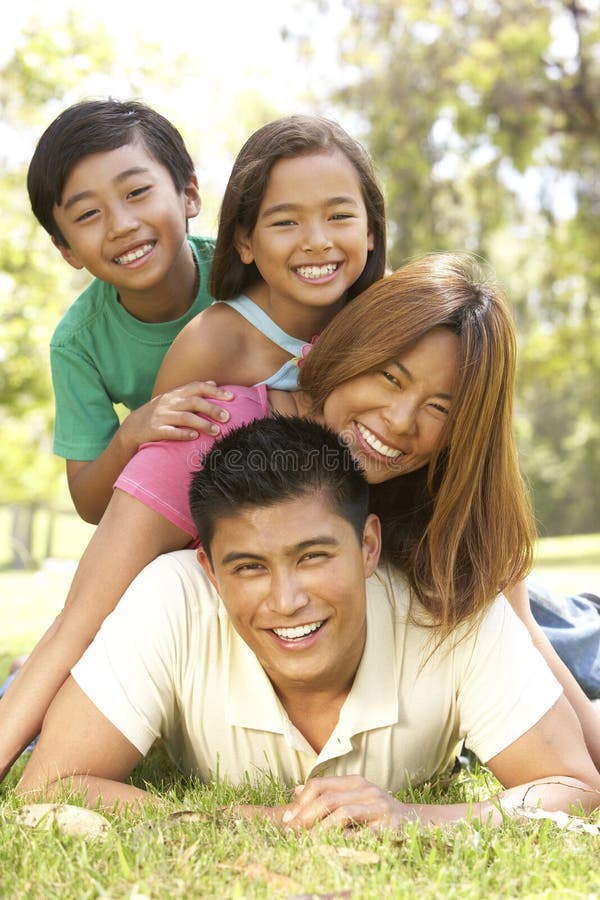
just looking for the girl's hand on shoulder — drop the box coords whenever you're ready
[124,382,234,446]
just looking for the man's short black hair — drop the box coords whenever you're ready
[189,415,369,560]
[27,98,195,245]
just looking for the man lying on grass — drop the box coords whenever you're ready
[18,417,600,827]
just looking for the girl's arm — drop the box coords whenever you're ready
[153,303,274,396]
[153,305,246,395]
[505,579,600,771]
[0,489,191,781]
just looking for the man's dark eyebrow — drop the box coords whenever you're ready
[261,195,360,218]
[391,360,453,401]
[220,536,340,566]
[62,167,151,211]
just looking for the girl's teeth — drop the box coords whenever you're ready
[115,243,153,265]
[356,423,403,459]
[296,264,338,279]
[272,621,323,640]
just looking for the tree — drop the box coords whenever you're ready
[0,19,119,564]
[292,0,600,535]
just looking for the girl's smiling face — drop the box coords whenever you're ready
[234,149,374,333]
[322,327,460,483]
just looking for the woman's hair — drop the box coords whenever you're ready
[300,251,536,638]
[209,114,386,301]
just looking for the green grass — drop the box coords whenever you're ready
[1,749,600,899]
[533,533,600,594]
[0,564,80,682]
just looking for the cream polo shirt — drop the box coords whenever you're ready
[72,551,562,792]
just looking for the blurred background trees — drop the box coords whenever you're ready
[294,0,600,535]
[1,0,598,564]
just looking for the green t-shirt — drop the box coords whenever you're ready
[50,235,215,460]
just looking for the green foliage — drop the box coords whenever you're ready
[295,0,600,535]
[0,18,118,507]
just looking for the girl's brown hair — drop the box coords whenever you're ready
[299,252,536,636]
[209,114,386,301]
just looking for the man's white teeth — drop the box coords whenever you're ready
[114,243,154,265]
[357,423,403,459]
[296,263,338,279]
[272,621,323,640]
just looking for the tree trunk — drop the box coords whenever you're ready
[10,503,37,570]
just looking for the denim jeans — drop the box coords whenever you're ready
[528,576,600,699]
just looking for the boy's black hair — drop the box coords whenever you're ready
[27,98,196,246]
[189,415,369,561]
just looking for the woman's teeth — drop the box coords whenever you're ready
[356,423,403,459]
[272,621,323,640]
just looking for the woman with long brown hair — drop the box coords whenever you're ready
[299,252,535,639]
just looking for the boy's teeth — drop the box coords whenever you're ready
[114,243,154,265]
[296,263,338,279]
[272,621,323,640]
[356,423,403,459]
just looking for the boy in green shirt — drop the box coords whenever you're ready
[28,99,231,523]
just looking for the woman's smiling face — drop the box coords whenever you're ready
[322,327,460,483]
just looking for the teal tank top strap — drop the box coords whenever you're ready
[222,295,306,356]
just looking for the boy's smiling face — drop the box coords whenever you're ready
[52,140,200,315]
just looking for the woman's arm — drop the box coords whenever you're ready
[505,579,600,771]
[0,489,191,781]
[66,383,232,524]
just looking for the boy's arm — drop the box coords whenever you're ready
[505,579,600,771]
[271,695,600,829]
[67,382,233,524]
[0,489,191,782]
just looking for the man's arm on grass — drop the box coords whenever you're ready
[276,695,600,830]
[16,677,150,809]
[505,579,600,772]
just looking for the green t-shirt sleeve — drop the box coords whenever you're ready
[51,344,120,461]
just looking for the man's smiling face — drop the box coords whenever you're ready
[197,493,381,699]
